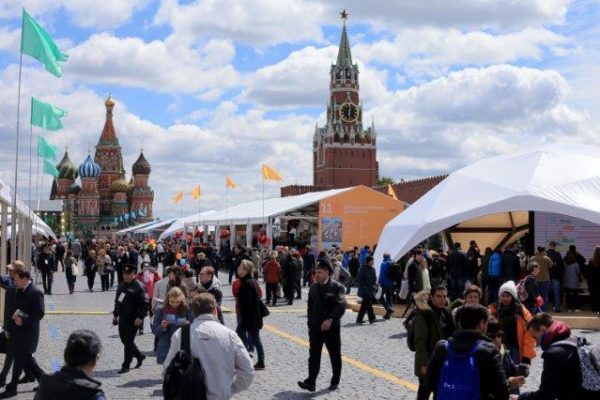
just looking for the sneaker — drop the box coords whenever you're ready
[253,361,265,370]
[297,380,316,392]
[117,366,130,374]
[134,355,146,369]
[383,310,393,320]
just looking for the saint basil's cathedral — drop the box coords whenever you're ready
[49,95,154,234]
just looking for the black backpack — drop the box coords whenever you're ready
[163,325,207,400]
[403,310,417,351]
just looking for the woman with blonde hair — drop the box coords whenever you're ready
[96,249,112,292]
[237,259,265,370]
[153,286,193,364]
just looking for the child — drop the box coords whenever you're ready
[487,319,527,395]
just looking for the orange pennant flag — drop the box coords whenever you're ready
[226,176,238,189]
[387,184,398,200]
[262,163,283,181]
[173,191,184,204]
[191,185,201,200]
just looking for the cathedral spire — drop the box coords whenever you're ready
[99,94,118,145]
[336,10,353,68]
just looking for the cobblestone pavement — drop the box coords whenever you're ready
[2,268,599,399]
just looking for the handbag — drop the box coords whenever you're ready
[259,300,270,318]
[399,279,409,300]
[71,264,80,276]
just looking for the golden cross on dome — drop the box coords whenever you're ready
[340,9,349,20]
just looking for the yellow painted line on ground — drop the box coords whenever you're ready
[263,324,418,392]
[46,310,111,315]
[266,308,306,313]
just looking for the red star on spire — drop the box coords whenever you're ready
[340,9,349,20]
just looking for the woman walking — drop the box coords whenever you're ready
[263,251,280,306]
[153,287,193,364]
[588,246,600,314]
[96,249,112,292]
[237,259,265,370]
[563,251,582,312]
[85,250,97,292]
[64,250,77,294]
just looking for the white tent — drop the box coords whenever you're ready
[116,220,159,236]
[133,218,177,234]
[375,143,600,269]
[159,211,218,240]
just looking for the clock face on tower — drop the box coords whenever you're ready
[340,102,358,123]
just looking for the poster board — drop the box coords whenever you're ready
[318,185,404,250]
[535,211,600,259]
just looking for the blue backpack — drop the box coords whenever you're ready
[436,340,481,400]
[487,253,501,278]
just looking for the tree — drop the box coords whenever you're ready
[427,233,443,251]
[377,176,395,186]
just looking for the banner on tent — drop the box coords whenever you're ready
[535,211,600,259]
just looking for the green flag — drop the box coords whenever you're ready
[43,158,59,177]
[21,9,69,77]
[37,136,58,160]
[31,97,66,130]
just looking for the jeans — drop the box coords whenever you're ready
[246,329,264,363]
[379,286,393,311]
[449,277,466,301]
[486,279,501,305]
[41,269,53,294]
[100,274,110,291]
[550,279,562,311]
[537,280,550,312]
[65,266,76,293]
[307,327,341,386]
[564,288,581,310]
[356,295,375,322]
[265,283,278,305]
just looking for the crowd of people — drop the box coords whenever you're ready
[0,236,598,399]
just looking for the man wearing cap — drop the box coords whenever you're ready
[0,264,45,398]
[112,265,149,374]
[298,260,346,392]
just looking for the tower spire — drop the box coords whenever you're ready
[336,9,353,68]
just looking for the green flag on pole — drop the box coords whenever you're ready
[43,158,59,177]
[21,9,69,77]
[31,97,66,131]
[37,136,59,160]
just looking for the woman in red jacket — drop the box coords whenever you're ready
[263,251,280,306]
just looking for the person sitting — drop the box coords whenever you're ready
[34,330,105,399]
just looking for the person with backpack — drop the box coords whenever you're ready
[413,286,455,400]
[519,262,541,314]
[485,249,503,305]
[378,253,395,320]
[164,293,254,399]
[520,313,599,399]
[426,304,510,400]
[488,281,536,365]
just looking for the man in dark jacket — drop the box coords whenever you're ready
[414,286,455,400]
[303,246,315,287]
[347,250,360,294]
[298,260,346,392]
[0,267,45,399]
[54,241,65,272]
[446,243,468,300]
[426,304,510,400]
[546,241,564,312]
[356,256,377,324]
[112,265,149,374]
[501,245,521,283]
[36,244,55,295]
[466,240,481,285]
[520,313,591,400]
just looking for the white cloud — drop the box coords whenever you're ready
[0,0,149,29]
[65,33,240,95]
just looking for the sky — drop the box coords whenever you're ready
[0,0,599,220]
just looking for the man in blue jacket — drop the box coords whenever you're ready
[378,253,394,320]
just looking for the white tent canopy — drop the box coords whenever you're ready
[134,218,177,234]
[116,220,159,235]
[159,211,218,240]
[375,143,600,269]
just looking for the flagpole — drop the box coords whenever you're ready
[11,15,25,263]
[28,114,33,219]
[225,185,228,220]
[35,143,40,210]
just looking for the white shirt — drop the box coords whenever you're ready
[164,314,254,400]
[152,277,169,312]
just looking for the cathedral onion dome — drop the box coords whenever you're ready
[69,182,81,195]
[78,154,101,178]
[105,94,115,108]
[111,178,129,193]
[132,152,151,175]
[56,151,77,180]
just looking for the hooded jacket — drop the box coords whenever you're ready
[34,366,105,400]
[520,321,584,400]
[413,291,455,376]
[378,255,393,288]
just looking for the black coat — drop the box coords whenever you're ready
[446,250,468,279]
[6,282,45,355]
[519,338,583,400]
[37,252,55,272]
[113,280,149,321]
[501,249,521,282]
[34,366,104,400]
[237,275,263,331]
[546,249,564,280]
[426,331,509,400]
[307,278,346,333]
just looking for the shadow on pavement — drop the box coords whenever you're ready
[92,369,121,379]
[389,332,407,339]
[151,389,163,397]
[119,378,162,388]
[273,389,330,399]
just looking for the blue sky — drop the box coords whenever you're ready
[0,0,598,220]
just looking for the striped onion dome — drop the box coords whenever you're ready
[78,154,101,178]
[57,151,77,180]
[111,178,129,193]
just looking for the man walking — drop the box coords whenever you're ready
[546,241,564,312]
[446,243,468,300]
[298,260,346,392]
[36,244,55,295]
[112,265,149,374]
[378,253,395,320]
[414,286,455,400]
[356,256,377,324]
[0,266,45,399]
[528,247,553,312]
[426,304,510,399]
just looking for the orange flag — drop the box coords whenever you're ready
[262,163,283,181]
[387,184,398,200]
[226,176,238,189]
[191,185,201,200]
[173,191,184,204]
